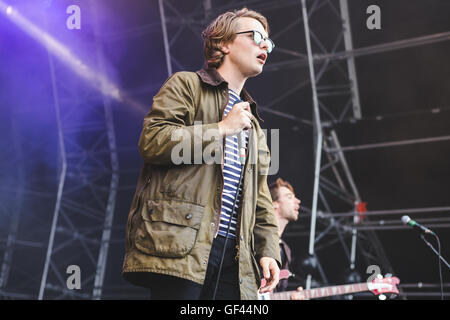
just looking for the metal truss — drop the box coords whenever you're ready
[0,2,119,299]
[100,0,450,299]
[98,0,312,124]
[153,0,400,298]
[1,0,448,300]
[0,110,25,291]
[38,2,119,300]
[0,66,61,298]
[297,0,450,299]
[298,0,407,299]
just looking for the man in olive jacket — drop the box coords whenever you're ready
[122,8,281,300]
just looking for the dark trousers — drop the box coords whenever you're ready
[147,235,240,300]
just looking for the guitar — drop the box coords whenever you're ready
[258,271,400,300]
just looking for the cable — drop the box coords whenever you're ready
[212,99,249,300]
[435,235,444,300]
[420,234,447,300]
[212,165,245,300]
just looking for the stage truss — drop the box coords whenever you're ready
[1,0,449,299]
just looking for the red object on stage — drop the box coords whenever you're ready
[357,201,367,213]
[355,201,367,222]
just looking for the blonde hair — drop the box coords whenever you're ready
[201,7,269,68]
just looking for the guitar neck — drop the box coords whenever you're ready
[271,282,370,300]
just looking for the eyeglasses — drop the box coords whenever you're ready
[235,30,275,54]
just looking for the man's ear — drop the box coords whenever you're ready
[220,42,230,54]
[273,201,279,210]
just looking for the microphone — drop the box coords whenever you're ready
[401,215,435,235]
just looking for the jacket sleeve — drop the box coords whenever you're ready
[252,128,282,267]
[138,72,221,165]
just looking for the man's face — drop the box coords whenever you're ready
[275,186,301,222]
[223,17,269,77]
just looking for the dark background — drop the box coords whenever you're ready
[0,0,449,300]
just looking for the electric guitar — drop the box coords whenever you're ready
[258,270,400,300]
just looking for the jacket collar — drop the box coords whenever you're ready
[196,67,227,87]
[196,67,264,122]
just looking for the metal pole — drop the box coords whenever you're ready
[329,130,361,269]
[0,113,25,289]
[316,31,450,61]
[203,0,212,19]
[159,0,172,76]
[39,35,67,301]
[339,0,361,119]
[301,0,323,290]
[326,135,450,153]
[321,205,450,218]
[91,2,120,300]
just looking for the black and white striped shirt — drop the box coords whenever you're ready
[218,89,249,239]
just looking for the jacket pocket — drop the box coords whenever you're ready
[135,199,204,258]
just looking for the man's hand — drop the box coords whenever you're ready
[218,101,253,137]
[290,286,305,300]
[258,257,280,293]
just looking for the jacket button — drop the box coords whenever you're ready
[185,213,192,220]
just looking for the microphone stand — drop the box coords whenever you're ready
[212,128,247,300]
[212,161,245,300]
[420,234,450,269]
[420,233,449,300]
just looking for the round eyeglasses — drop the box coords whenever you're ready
[235,30,275,54]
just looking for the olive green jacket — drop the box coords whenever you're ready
[122,67,281,300]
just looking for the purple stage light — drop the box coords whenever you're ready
[0,0,146,114]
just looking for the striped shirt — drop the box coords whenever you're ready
[218,89,249,239]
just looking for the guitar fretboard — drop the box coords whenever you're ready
[271,282,369,300]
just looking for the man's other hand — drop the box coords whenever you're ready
[258,257,280,293]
